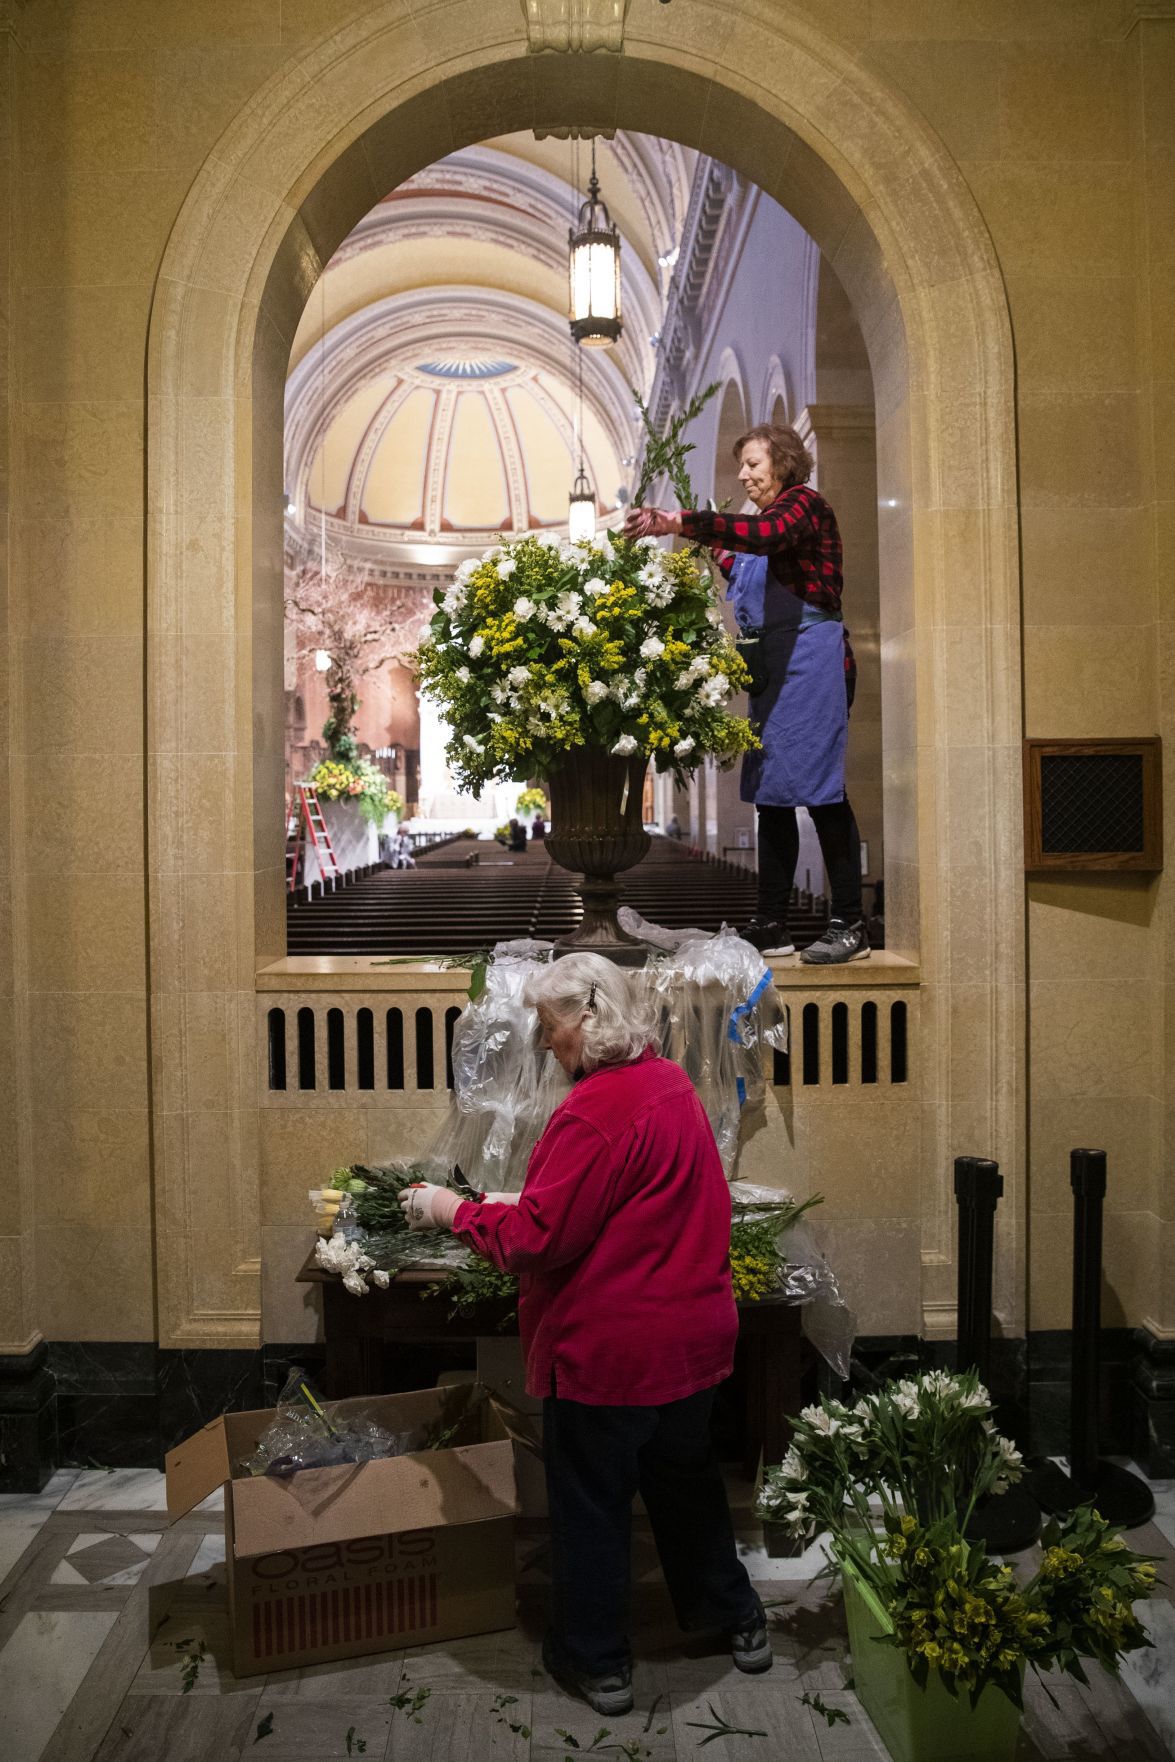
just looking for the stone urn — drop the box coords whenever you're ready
[545,751,651,962]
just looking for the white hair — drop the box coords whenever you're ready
[524,952,658,1073]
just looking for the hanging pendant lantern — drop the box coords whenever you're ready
[568,465,597,544]
[569,141,622,348]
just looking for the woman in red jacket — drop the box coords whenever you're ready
[400,952,770,1715]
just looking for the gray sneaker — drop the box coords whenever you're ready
[800,918,870,965]
[542,1633,634,1715]
[730,1616,774,1673]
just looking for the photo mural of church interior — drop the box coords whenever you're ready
[281,130,883,912]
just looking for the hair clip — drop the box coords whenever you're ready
[587,981,597,1011]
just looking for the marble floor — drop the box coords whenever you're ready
[1,1464,1173,1762]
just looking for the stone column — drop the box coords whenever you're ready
[794,404,883,902]
[0,0,56,1490]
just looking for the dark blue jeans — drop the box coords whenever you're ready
[542,1385,761,1677]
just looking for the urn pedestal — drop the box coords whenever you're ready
[545,752,651,963]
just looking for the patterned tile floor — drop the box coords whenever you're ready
[0,1465,1173,1762]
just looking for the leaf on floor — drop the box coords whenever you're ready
[799,1691,851,1728]
[254,1710,274,1743]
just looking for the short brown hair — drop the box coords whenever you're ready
[733,423,813,488]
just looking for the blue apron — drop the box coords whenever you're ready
[727,552,847,809]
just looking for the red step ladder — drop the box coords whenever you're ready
[291,784,341,891]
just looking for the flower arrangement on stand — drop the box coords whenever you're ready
[414,530,756,951]
[415,531,755,789]
[757,1371,1158,1762]
[516,787,549,821]
[309,756,403,827]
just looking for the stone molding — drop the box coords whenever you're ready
[521,0,630,52]
[144,0,1025,1349]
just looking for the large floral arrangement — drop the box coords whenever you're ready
[757,1370,1157,1709]
[414,531,756,792]
[309,758,403,827]
[516,787,549,818]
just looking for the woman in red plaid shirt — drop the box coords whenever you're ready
[625,423,868,966]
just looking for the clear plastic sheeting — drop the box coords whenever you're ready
[729,1182,856,1379]
[648,926,789,1172]
[236,1368,422,1480]
[429,942,570,1192]
[429,925,788,1186]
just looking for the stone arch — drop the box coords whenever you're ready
[712,346,748,510]
[147,0,1022,1349]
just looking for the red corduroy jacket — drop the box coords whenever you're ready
[452,1047,737,1405]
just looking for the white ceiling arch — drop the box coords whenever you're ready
[285,132,696,569]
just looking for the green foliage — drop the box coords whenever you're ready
[425,1255,519,1327]
[728,1193,824,1303]
[799,1692,850,1728]
[309,757,403,826]
[631,381,720,508]
[254,1711,274,1743]
[758,1371,1160,1710]
[683,1701,768,1745]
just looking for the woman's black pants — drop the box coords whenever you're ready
[757,798,863,923]
[542,1386,760,1677]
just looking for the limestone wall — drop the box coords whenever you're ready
[0,0,1169,1357]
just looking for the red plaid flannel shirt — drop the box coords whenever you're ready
[679,483,855,694]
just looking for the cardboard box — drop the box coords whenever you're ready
[165,1383,526,1678]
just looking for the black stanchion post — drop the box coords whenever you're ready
[1028,1149,1154,1526]
[954,1156,1041,1553]
[954,1156,1002,1386]
[1069,1148,1105,1488]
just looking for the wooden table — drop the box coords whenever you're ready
[297,1254,817,1477]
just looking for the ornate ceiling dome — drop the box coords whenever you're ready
[285,134,695,570]
[297,350,625,541]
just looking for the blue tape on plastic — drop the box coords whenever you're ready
[727,968,773,1046]
[736,1076,747,1107]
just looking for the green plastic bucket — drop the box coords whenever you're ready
[842,1562,1022,1762]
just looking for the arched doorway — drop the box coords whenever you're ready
[146,0,1022,1355]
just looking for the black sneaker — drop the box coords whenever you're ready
[800,918,870,965]
[542,1632,634,1715]
[740,915,796,957]
[730,1615,773,1673]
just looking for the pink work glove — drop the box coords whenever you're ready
[623,506,682,539]
[399,1182,463,1232]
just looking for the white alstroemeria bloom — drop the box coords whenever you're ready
[507,665,531,688]
[612,734,638,756]
[342,1271,369,1297]
[779,1446,804,1481]
[583,576,609,597]
[892,1391,921,1419]
[802,1405,842,1436]
[463,734,484,752]
[455,666,471,684]
[639,635,665,660]
[674,736,695,757]
[698,673,730,707]
[512,595,536,619]
[572,617,598,640]
[585,680,609,704]
[497,559,518,580]
[960,1388,989,1410]
[469,634,485,658]
[997,1435,1024,1470]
